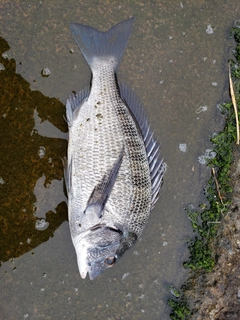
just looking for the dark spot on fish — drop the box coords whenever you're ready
[86,118,90,122]
[95,101,101,109]
[79,223,81,227]
[96,113,103,119]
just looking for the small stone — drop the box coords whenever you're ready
[0,177,5,184]
[2,52,8,59]
[196,106,208,114]
[35,219,49,231]
[38,146,46,158]
[121,273,129,280]
[41,68,51,77]
[206,25,214,34]
[179,143,187,152]
[198,149,216,165]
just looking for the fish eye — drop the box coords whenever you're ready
[104,256,116,267]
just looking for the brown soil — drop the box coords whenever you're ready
[185,146,240,320]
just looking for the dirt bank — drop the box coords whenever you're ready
[184,145,240,319]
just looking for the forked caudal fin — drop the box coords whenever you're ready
[70,17,135,70]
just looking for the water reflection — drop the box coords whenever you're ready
[0,36,68,264]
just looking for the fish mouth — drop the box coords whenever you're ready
[76,249,100,280]
[80,269,88,279]
[79,264,102,280]
[77,254,104,280]
[77,258,89,279]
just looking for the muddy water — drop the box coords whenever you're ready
[0,1,239,319]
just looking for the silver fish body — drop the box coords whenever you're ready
[65,18,165,280]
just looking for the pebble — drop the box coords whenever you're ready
[41,68,51,77]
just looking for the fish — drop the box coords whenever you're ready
[64,17,166,280]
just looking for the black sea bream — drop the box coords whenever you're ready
[65,18,166,280]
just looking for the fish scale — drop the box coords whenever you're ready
[65,18,165,279]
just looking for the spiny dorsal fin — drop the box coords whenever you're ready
[119,83,166,209]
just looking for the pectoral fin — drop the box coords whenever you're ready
[85,148,124,218]
[63,156,72,195]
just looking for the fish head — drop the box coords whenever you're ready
[73,224,137,280]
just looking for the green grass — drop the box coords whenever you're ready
[168,299,191,320]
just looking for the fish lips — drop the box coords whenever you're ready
[76,251,116,280]
[79,261,106,280]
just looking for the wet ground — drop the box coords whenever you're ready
[0,1,240,319]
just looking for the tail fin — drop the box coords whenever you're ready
[70,17,135,70]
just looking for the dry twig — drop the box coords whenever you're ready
[229,63,239,144]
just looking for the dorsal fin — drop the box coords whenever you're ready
[66,87,90,125]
